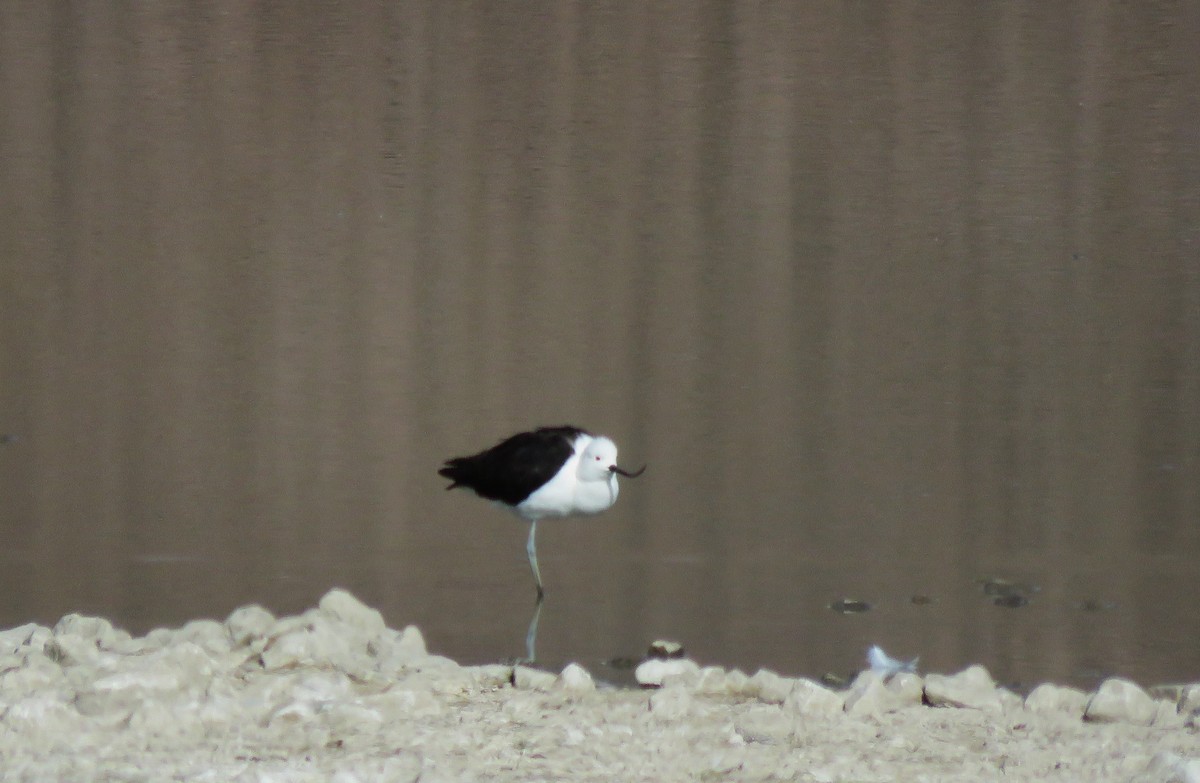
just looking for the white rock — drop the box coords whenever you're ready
[887,672,925,705]
[693,666,730,695]
[1024,683,1088,716]
[648,685,692,719]
[734,704,793,744]
[235,670,309,723]
[512,665,556,691]
[0,622,48,653]
[238,669,354,733]
[395,625,427,657]
[365,686,444,721]
[997,687,1023,712]
[194,682,246,727]
[290,670,355,704]
[75,668,186,717]
[174,619,231,654]
[139,627,176,653]
[408,654,461,677]
[1,692,90,741]
[923,665,1002,712]
[261,673,362,751]
[634,658,700,688]
[557,663,596,693]
[107,630,165,656]
[259,626,335,670]
[1084,677,1157,726]
[843,670,901,716]
[319,589,386,637]
[155,640,223,681]
[661,659,702,687]
[226,604,277,646]
[373,754,426,783]
[1140,751,1200,783]
[53,614,128,649]
[467,664,514,688]
[783,678,844,715]
[363,625,430,677]
[43,633,106,668]
[126,692,214,738]
[258,615,372,676]
[1155,699,1187,728]
[317,700,386,744]
[330,754,423,783]
[747,669,794,704]
[0,652,65,698]
[722,668,751,695]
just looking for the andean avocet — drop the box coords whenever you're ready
[439,425,645,597]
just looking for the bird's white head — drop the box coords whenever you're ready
[578,436,620,482]
[577,435,646,483]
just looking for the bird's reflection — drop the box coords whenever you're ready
[522,594,544,663]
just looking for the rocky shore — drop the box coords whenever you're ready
[1,589,1196,782]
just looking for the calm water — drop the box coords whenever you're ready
[2,3,1198,691]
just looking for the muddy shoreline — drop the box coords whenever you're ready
[1,589,1196,782]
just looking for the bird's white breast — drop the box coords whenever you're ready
[515,436,620,520]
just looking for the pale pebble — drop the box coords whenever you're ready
[784,678,844,715]
[226,604,277,647]
[924,665,1002,712]
[1024,683,1088,716]
[1084,677,1157,726]
[648,685,692,719]
[318,588,387,637]
[843,670,901,716]
[512,665,557,691]
[634,657,700,688]
[747,668,794,704]
[557,662,596,693]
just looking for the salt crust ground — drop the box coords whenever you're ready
[1,589,1197,783]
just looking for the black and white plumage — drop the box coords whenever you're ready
[439,426,645,597]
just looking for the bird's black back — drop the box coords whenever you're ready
[439,426,588,506]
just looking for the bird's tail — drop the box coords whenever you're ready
[438,460,468,490]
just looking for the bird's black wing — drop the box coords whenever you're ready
[438,426,587,506]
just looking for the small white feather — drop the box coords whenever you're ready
[867,645,918,676]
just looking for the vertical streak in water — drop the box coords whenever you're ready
[623,2,712,634]
[371,0,429,591]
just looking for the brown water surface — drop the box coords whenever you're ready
[2,3,1198,690]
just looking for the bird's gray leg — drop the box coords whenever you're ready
[527,520,545,598]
